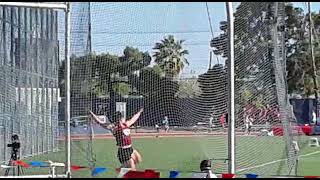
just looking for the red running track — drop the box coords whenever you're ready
[57,131,259,141]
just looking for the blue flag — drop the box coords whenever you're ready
[169,170,180,178]
[29,161,49,167]
[92,167,107,177]
[245,173,258,178]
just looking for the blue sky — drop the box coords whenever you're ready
[89,2,226,78]
[72,2,320,78]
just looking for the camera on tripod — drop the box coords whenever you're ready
[4,134,24,176]
[7,134,20,155]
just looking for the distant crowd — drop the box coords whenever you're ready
[242,104,281,124]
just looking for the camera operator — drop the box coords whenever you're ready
[192,160,218,178]
[7,134,21,160]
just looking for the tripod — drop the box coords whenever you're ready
[4,150,24,176]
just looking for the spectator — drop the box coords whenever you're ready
[244,114,253,135]
[317,109,320,126]
[209,113,215,132]
[162,116,169,133]
[155,124,160,138]
[266,104,273,123]
[312,109,317,125]
[260,105,268,123]
[155,124,160,133]
[219,113,226,131]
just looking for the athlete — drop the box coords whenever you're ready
[89,108,143,170]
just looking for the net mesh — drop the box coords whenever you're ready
[67,2,230,177]
[0,2,318,178]
[0,4,60,163]
[58,2,97,176]
[229,2,300,177]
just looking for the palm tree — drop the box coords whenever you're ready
[152,35,189,79]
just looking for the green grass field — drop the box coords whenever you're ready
[4,135,320,178]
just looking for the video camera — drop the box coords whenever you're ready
[7,134,20,153]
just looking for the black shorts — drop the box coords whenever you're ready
[118,146,134,164]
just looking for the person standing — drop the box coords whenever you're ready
[312,109,317,125]
[162,116,170,133]
[208,113,215,132]
[219,113,226,132]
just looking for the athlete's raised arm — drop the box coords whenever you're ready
[89,111,113,130]
[125,108,143,127]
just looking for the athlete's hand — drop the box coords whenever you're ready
[139,108,144,113]
[88,111,98,123]
[88,111,94,116]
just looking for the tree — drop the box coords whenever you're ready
[91,53,120,97]
[125,64,181,126]
[197,64,227,122]
[211,2,320,98]
[152,35,189,79]
[176,78,202,98]
[58,40,184,125]
[285,4,320,97]
[93,47,151,98]
[211,2,275,115]
[59,47,151,98]
[118,46,151,77]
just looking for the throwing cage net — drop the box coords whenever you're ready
[229,2,307,177]
[0,2,317,178]
[0,3,61,174]
[66,2,230,177]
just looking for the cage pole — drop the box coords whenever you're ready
[64,2,71,178]
[226,2,235,174]
[0,2,67,10]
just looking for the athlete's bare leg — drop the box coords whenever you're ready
[165,126,169,133]
[131,149,142,164]
[128,159,136,170]
[121,159,136,170]
[121,161,130,168]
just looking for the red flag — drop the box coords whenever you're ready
[71,165,88,171]
[124,169,160,178]
[144,169,160,178]
[13,160,30,168]
[222,173,235,178]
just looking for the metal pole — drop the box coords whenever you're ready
[308,2,319,122]
[208,51,212,70]
[226,2,235,174]
[2,6,7,162]
[0,2,67,10]
[88,2,92,53]
[64,2,71,178]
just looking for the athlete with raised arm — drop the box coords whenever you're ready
[89,108,143,170]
